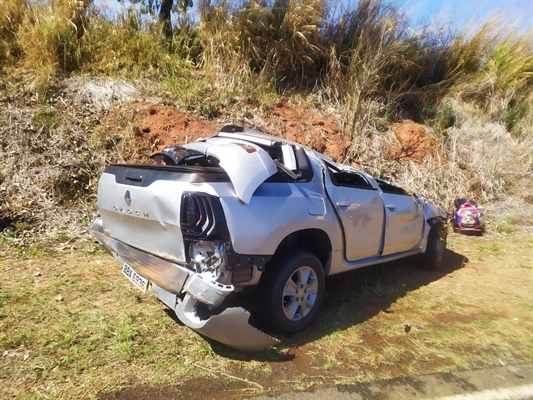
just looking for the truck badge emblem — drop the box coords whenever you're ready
[124,190,132,206]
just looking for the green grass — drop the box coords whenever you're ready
[494,216,519,234]
[476,244,502,254]
[32,109,60,132]
[1,232,530,398]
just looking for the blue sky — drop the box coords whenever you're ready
[95,0,533,34]
[388,0,533,33]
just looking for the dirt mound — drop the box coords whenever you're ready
[107,103,456,172]
[269,100,344,161]
[111,100,344,161]
[393,121,442,163]
[130,102,222,151]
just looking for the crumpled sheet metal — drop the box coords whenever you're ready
[92,221,279,352]
[195,307,280,352]
[176,294,280,352]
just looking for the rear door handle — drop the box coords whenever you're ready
[386,204,397,211]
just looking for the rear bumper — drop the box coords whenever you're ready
[91,218,279,352]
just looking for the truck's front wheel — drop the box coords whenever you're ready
[256,251,325,335]
[422,220,447,270]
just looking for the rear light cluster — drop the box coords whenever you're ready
[180,192,229,240]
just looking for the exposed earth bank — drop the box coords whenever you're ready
[110,101,437,166]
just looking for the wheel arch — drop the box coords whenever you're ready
[425,215,448,238]
[267,229,332,275]
[428,215,447,226]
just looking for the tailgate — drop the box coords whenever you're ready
[97,165,198,262]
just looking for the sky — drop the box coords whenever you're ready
[388,0,533,34]
[95,0,533,34]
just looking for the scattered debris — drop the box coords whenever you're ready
[55,295,63,302]
[404,324,411,333]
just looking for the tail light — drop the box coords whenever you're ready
[180,192,229,241]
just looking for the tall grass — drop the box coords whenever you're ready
[458,30,533,137]
[0,0,27,70]
[2,0,530,128]
[17,0,92,79]
[81,12,174,76]
[1,0,532,234]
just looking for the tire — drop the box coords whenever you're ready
[422,221,447,270]
[256,251,325,335]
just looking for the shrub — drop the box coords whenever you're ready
[436,105,455,130]
[0,0,27,69]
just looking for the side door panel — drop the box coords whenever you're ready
[324,167,385,261]
[380,192,424,255]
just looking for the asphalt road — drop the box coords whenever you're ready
[249,363,533,400]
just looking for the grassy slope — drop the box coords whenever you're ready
[1,0,532,240]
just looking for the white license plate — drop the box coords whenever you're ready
[122,263,149,292]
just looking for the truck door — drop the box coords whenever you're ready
[375,179,424,255]
[324,163,385,261]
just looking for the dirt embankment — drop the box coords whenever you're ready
[108,100,438,168]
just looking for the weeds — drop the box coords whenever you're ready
[32,109,60,131]
[476,244,502,254]
[503,100,526,134]
[494,216,519,234]
[0,1,531,243]
[435,105,455,130]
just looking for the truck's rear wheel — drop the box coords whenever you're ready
[257,251,325,334]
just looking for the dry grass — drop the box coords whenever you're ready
[1,0,531,139]
[0,0,531,264]
[0,81,155,242]
[0,0,26,70]
[0,105,95,238]
[0,233,531,398]
[402,100,533,220]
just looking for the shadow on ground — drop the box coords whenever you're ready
[208,248,468,361]
[98,249,468,400]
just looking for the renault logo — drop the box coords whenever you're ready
[124,190,132,206]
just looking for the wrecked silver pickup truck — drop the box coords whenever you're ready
[91,125,447,351]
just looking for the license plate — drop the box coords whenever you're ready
[122,263,149,292]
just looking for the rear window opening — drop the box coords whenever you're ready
[153,142,313,182]
[151,147,221,168]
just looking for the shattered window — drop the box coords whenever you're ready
[152,146,220,167]
[327,164,374,190]
[374,177,409,196]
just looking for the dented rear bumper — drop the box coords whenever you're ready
[91,218,279,352]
